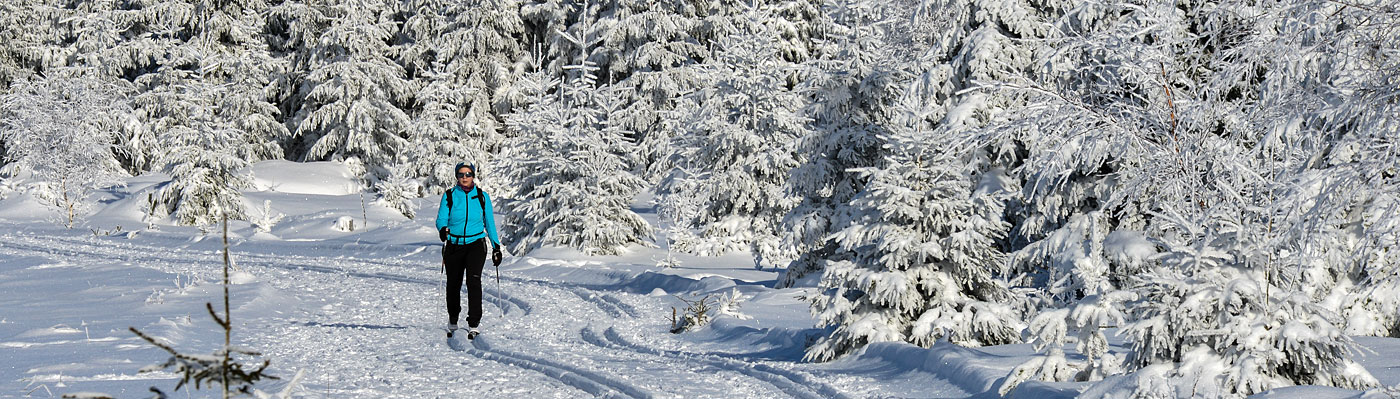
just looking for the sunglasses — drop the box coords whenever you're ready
[456,172,475,178]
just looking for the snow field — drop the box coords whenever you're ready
[3,160,1399,398]
[0,226,968,397]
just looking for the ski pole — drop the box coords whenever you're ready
[492,242,504,324]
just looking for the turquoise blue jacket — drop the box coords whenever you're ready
[435,185,500,246]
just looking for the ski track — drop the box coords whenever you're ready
[0,232,873,398]
[452,335,656,399]
[567,287,642,319]
[581,326,850,399]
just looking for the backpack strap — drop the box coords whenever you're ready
[476,189,488,227]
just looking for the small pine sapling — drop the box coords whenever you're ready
[670,293,717,333]
[670,289,754,333]
[252,200,284,233]
[123,215,288,398]
[999,292,1134,395]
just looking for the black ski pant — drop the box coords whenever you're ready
[443,238,487,328]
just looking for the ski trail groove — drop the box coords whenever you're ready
[580,326,850,399]
[495,274,643,317]
[463,335,656,399]
[568,288,635,318]
[595,293,642,318]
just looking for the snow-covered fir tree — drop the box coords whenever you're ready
[49,0,151,80]
[798,0,1043,361]
[777,0,907,287]
[499,11,651,255]
[155,80,257,226]
[193,0,291,164]
[399,73,490,196]
[0,72,132,228]
[974,0,1393,395]
[0,0,56,89]
[292,0,412,176]
[398,0,524,192]
[265,0,331,125]
[656,4,807,269]
[805,135,1024,361]
[592,0,711,170]
[122,0,272,223]
[42,0,161,174]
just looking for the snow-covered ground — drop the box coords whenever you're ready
[2,161,1397,398]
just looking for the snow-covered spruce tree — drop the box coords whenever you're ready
[499,12,651,256]
[124,0,274,226]
[398,73,489,196]
[1088,211,1379,397]
[398,0,523,193]
[1229,0,1400,341]
[608,0,817,150]
[431,0,524,120]
[156,81,256,226]
[593,0,712,171]
[656,4,807,269]
[49,0,153,80]
[974,0,1390,395]
[191,0,292,164]
[0,0,56,89]
[0,72,131,228]
[777,0,908,288]
[265,0,331,130]
[804,123,1023,361]
[292,0,411,177]
[43,0,167,174]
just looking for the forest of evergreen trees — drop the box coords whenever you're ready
[2,0,1398,396]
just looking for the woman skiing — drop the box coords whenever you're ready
[436,162,504,339]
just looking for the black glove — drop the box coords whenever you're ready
[492,247,503,266]
[438,227,448,242]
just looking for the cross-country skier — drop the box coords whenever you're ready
[436,162,504,339]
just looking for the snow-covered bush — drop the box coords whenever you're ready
[669,293,715,334]
[373,163,420,219]
[0,72,131,228]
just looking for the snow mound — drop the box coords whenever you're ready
[230,271,257,285]
[249,160,361,196]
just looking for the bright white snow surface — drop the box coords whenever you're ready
[2,161,1397,398]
